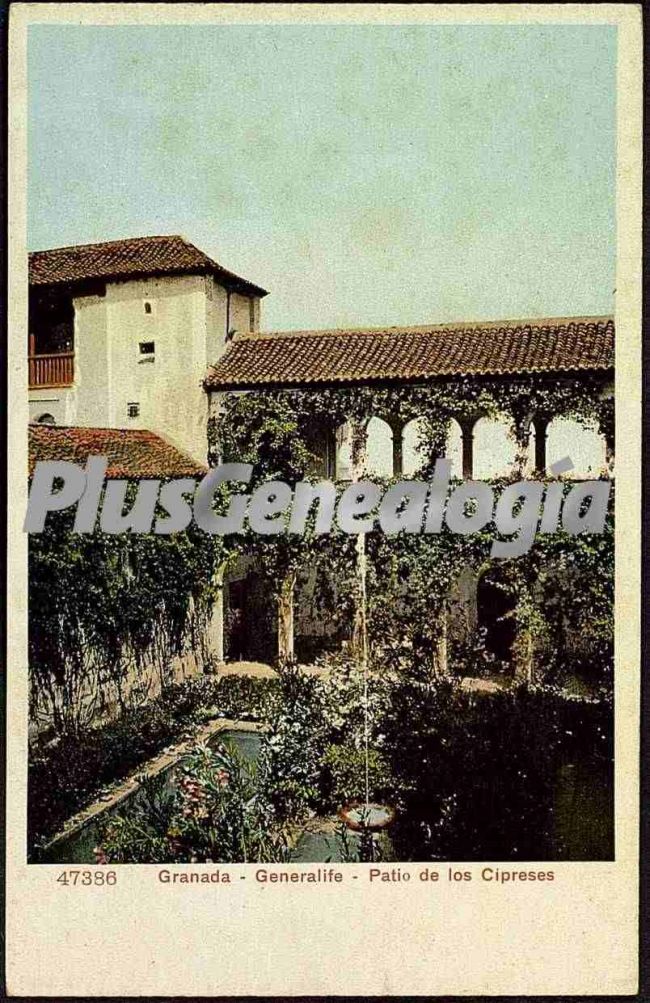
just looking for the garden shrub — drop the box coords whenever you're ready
[319,743,391,810]
[208,674,278,722]
[377,676,613,861]
[28,672,278,855]
[98,742,291,864]
[256,662,331,823]
[446,627,501,679]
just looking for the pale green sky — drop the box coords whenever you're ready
[28,24,616,330]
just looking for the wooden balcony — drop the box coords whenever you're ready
[28,352,75,389]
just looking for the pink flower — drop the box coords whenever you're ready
[93,845,109,865]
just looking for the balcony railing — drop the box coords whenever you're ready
[28,352,75,389]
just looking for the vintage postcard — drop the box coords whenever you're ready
[5,2,642,996]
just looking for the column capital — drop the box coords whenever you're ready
[457,413,479,436]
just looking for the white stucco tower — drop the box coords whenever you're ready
[28,235,267,462]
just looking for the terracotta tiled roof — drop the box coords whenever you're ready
[29,235,267,297]
[28,425,207,479]
[205,316,614,390]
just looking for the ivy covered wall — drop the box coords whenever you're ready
[29,510,225,738]
[27,370,614,741]
[208,373,614,684]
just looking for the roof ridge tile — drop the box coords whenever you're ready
[29,235,267,297]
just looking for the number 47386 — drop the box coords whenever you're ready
[56,870,117,886]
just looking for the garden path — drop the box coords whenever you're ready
[217,661,330,679]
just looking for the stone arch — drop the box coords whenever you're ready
[402,417,427,477]
[33,413,56,425]
[365,416,393,478]
[472,415,518,479]
[546,417,607,478]
[335,421,354,481]
[223,561,277,663]
[401,416,463,477]
[446,417,464,478]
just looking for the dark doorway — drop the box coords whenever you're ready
[304,425,336,479]
[477,568,517,667]
[29,289,75,354]
[224,574,276,663]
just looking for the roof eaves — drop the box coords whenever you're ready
[204,361,614,393]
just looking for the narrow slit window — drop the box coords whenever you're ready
[144,301,152,314]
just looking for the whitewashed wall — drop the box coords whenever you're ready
[365,417,393,477]
[546,417,607,477]
[472,417,518,479]
[28,272,263,463]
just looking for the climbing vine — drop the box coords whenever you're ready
[214,373,613,477]
[29,502,225,736]
[28,373,615,738]
[210,374,614,684]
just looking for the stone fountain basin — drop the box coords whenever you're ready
[338,802,396,831]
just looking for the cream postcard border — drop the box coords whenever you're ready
[6,4,641,996]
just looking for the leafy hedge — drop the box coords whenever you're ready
[99,742,291,865]
[378,677,613,861]
[82,661,614,864]
[29,511,225,735]
[28,673,278,856]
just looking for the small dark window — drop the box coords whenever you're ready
[144,301,152,314]
[139,341,155,356]
[127,402,140,418]
[249,298,256,331]
[35,413,56,426]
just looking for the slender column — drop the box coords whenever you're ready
[599,387,615,472]
[603,416,615,472]
[326,428,337,480]
[390,419,404,477]
[533,415,549,474]
[277,572,296,663]
[207,564,226,667]
[335,421,356,481]
[460,418,475,479]
[351,420,367,481]
[433,610,448,676]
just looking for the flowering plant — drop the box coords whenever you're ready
[97,741,290,864]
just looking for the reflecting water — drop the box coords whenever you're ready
[552,753,614,860]
[40,730,262,864]
[38,730,613,864]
